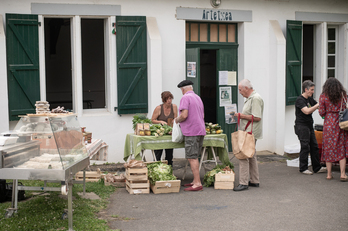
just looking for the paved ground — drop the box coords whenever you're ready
[103,152,348,231]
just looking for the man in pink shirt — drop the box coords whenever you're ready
[175,80,206,191]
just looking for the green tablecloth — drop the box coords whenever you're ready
[124,133,231,166]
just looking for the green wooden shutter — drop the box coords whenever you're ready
[6,14,40,120]
[186,48,200,95]
[217,48,237,152]
[116,16,148,115]
[286,20,302,106]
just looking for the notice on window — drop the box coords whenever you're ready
[225,104,238,124]
[219,87,232,107]
[187,62,196,77]
[219,71,237,85]
[219,71,228,85]
[228,71,237,85]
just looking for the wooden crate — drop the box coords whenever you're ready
[126,180,150,194]
[214,171,235,189]
[150,180,181,194]
[126,167,148,181]
[214,181,234,190]
[75,171,101,182]
[215,171,235,182]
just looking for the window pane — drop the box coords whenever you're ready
[81,19,105,109]
[328,69,335,78]
[219,24,226,42]
[186,23,189,41]
[328,56,335,67]
[210,24,218,42]
[328,42,335,54]
[328,28,335,40]
[200,24,208,42]
[45,18,73,111]
[191,23,198,42]
[228,24,236,42]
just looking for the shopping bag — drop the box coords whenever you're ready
[172,120,184,143]
[231,114,255,159]
[339,93,348,130]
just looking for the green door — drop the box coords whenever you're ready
[186,48,200,94]
[6,14,40,120]
[286,20,302,106]
[217,48,237,152]
[116,16,148,115]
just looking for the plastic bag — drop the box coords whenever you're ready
[172,120,183,143]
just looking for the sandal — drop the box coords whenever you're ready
[340,176,348,182]
[326,176,334,180]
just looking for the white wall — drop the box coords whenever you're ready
[0,15,9,133]
[0,0,348,162]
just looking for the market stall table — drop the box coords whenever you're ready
[124,133,231,169]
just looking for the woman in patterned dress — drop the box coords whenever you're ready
[319,77,348,181]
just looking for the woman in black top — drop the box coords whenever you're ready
[151,91,178,166]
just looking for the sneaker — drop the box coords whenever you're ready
[317,167,327,173]
[301,170,313,175]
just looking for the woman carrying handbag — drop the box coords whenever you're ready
[319,77,348,181]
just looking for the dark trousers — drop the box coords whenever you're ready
[294,125,321,172]
[154,149,173,166]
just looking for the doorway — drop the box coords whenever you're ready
[200,49,217,123]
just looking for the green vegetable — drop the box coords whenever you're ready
[147,162,177,185]
[203,163,234,187]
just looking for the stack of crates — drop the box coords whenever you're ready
[125,167,149,194]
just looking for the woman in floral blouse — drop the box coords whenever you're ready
[319,77,348,181]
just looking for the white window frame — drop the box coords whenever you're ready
[38,15,116,117]
[327,25,338,78]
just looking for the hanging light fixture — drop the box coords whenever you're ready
[211,0,221,8]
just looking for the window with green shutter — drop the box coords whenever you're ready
[6,14,40,120]
[116,16,148,115]
[286,20,302,106]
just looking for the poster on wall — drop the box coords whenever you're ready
[187,62,196,77]
[225,104,238,124]
[219,87,232,107]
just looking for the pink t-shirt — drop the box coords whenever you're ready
[179,91,206,136]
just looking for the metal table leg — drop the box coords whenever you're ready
[68,181,73,231]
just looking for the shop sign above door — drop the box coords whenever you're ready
[176,7,252,22]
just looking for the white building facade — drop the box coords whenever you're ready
[0,0,348,162]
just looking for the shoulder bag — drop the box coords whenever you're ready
[231,114,255,159]
[339,93,348,130]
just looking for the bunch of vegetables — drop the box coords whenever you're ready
[147,162,177,185]
[132,114,152,130]
[205,122,223,134]
[150,124,173,136]
[203,163,234,187]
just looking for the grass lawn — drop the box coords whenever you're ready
[0,180,119,231]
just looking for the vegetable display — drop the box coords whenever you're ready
[132,114,152,130]
[147,162,177,185]
[205,122,223,134]
[203,164,234,187]
[150,124,173,136]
